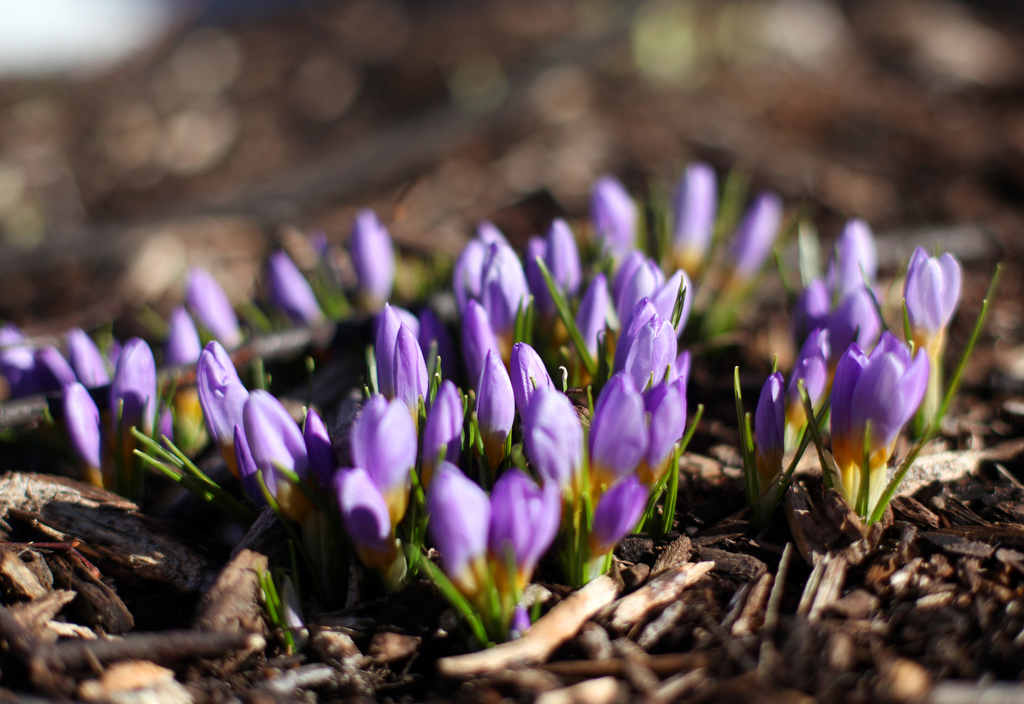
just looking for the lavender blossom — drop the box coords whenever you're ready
[350,395,417,527]
[792,278,830,344]
[612,250,646,303]
[349,208,395,307]
[392,323,428,418]
[375,305,403,399]
[589,372,648,490]
[336,466,402,574]
[639,378,685,485]
[164,306,202,367]
[576,274,609,359]
[427,462,491,598]
[590,475,647,556]
[303,409,335,490]
[827,288,881,360]
[754,372,785,492]
[67,328,110,388]
[63,382,102,477]
[267,250,324,325]
[510,342,552,417]
[453,222,509,314]
[534,219,582,317]
[785,328,830,439]
[651,269,693,335]
[671,162,718,275]
[621,316,677,393]
[480,241,529,356]
[729,192,782,279]
[523,386,583,491]
[422,380,463,485]
[196,341,250,474]
[488,469,560,593]
[418,308,457,381]
[826,219,877,299]
[110,338,156,432]
[186,268,243,349]
[476,350,515,471]
[616,258,664,329]
[461,299,500,390]
[904,247,962,351]
[234,424,266,505]
[0,325,38,397]
[591,176,637,262]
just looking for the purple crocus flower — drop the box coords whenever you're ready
[234,424,266,505]
[616,258,665,330]
[350,395,417,527]
[523,386,583,491]
[827,288,881,361]
[453,222,509,314]
[36,346,77,391]
[461,299,500,390]
[427,462,491,598]
[375,305,403,399]
[639,378,685,485]
[831,332,928,514]
[792,278,830,344]
[418,308,457,381]
[576,274,609,359]
[590,475,648,556]
[785,328,830,437]
[422,380,463,485]
[164,306,202,367]
[303,409,335,490]
[591,176,637,262]
[477,350,515,471]
[243,390,312,522]
[651,269,693,336]
[186,268,242,349]
[621,316,677,392]
[67,328,110,388]
[349,208,395,307]
[826,219,877,300]
[510,342,552,417]
[511,605,531,638]
[158,407,174,445]
[0,325,38,397]
[63,382,102,475]
[336,466,400,572]
[754,372,785,491]
[613,298,658,374]
[480,241,529,357]
[267,250,324,326]
[535,219,582,317]
[729,192,783,279]
[110,338,156,432]
[488,469,561,593]
[196,341,249,474]
[524,237,548,314]
[904,247,962,350]
[392,323,428,418]
[672,162,718,275]
[612,250,646,303]
[590,372,648,490]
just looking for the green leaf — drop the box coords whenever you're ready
[420,557,489,648]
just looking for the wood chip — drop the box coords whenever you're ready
[611,638,659,693]
[541,652,710,678]
[0,547,48,599]
[825,589,879,620]
[648,668,707,704]
[368,631,421,665]
[731,571,773,636]
[193,548,268,636]
[575,621,613,660]
[607,561,714,633]
[436,574,620,678]
[923,532,996,559]
[697,548,767,582]
[534,676,619,704]
[809,553,848,622]
[651,535,692,578]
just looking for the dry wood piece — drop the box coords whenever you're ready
[697,548,767,582]
[931,680,1024,704]
[368,631,421,665]
[0,472,216,594]
[731,571,773,637]
[193,548,268,636]
[541,652,710,678]
[534,676,620,704]
[809,554,849,623]
[890,495,941,529]
[50,629,265,670]
[48,553,134,634]
[484,668,563,695]
[436,575,619,678]
[575,621,613,660]
[259,663,338,696]
[637,600,685,650]
[648,668,707,704]
[611,638,659,693]
[897,439,1024,497]
[77,660,191,704]
[923,532,995,559]
[606,561,714,633]
[0,547,49,599]
[651,535,692,578]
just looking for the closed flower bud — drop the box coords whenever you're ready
[590,373,648,490]
[590,475,647,556]
[336,466,401,573]
[729,192,782,279]
[480,242,529,357]
[63,382,102,484]
[461,299,500,390]
[0,325,38,397]
[422,380,463,486]
[110,338,156,432]
[792,278,830,344]
[904,247,961,353]
[651,269,693,336]
[196,341,250,476]
[613,298,658,373]
[543,219,582,313]
[349,208,395,307]
[186,268,242,349]
[393,323,428,418]
[488,469,560,594]
[785,328,830,439]
[427,462,491,599]
[418,308,457,382]
[831,332,928,515]
[453,222,509,315]
[671,162,718,275]
[612,250,646,303]
[524,237,548,314]
[36,346,77,390]
[350,395,417,527]
[164,306,202,367]
[510,342,552,417]
[234,424,266,506]
[375,304,403,399]
[267,250,324,325]
[616,258,664,329]
[576,274,609,359]
[243,390,312,522]
[622,317,677,393]
[477,350,515,471]
[827,288,881,361]
[523,386,583,491]
[754,372,785,492]
[639,378,685,485]
[158,407,174,444]
[591,176,637,262]
[303,409,335,490]
[67,328,110,388]
[826,219,877,300]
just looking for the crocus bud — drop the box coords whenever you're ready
[612,250,646,303]
[110,338,156,432]
[36,347,77,390]
[349,208,395,307]
[350,395,417,527]
[375,305,403,399]
[576,274,609,359]
[480,242,529,359]
[754,372,785,492]
[427,462,491,599]
[477,350,515,471]
[638,378,685,485]
[462,299,500,390]
[488,469,561,594]
[0,325,37,397]
[453,223,508,315]
[304,409,335,490]
[830,332,928,516]
[243,389,312,522]
[826,219,877,300]
[590,475,647,556]
[164,306,202,367]
[613,298,658,373]
[904,247,962,356]
[418,308,457,381]
[616,258,665,330]
[63,382,102,486]
[590,373,648,490]
[536,219,582,317]
[422,380,463,486]
[510,342,552,417]
[621,317,677,393]
[186,268,242,349]
[785,328,830,443]
[651,269,693,336]
[792,278,830,344]
[336,466,402,575]
[524,237,548,313]
[196,341,249,476]
[523,386,583,491]
[591,176,637,262]
[67,328,110,388]
[827,288,881,361]
[267,250,324,326]
[729,192,782,280]
[511,605,531,639]
[158,407,174,444]
[234,424,266,506]
[393,323,428,418]
[671,162,718,275]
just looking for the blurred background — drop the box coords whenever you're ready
[0,0,1021,336]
